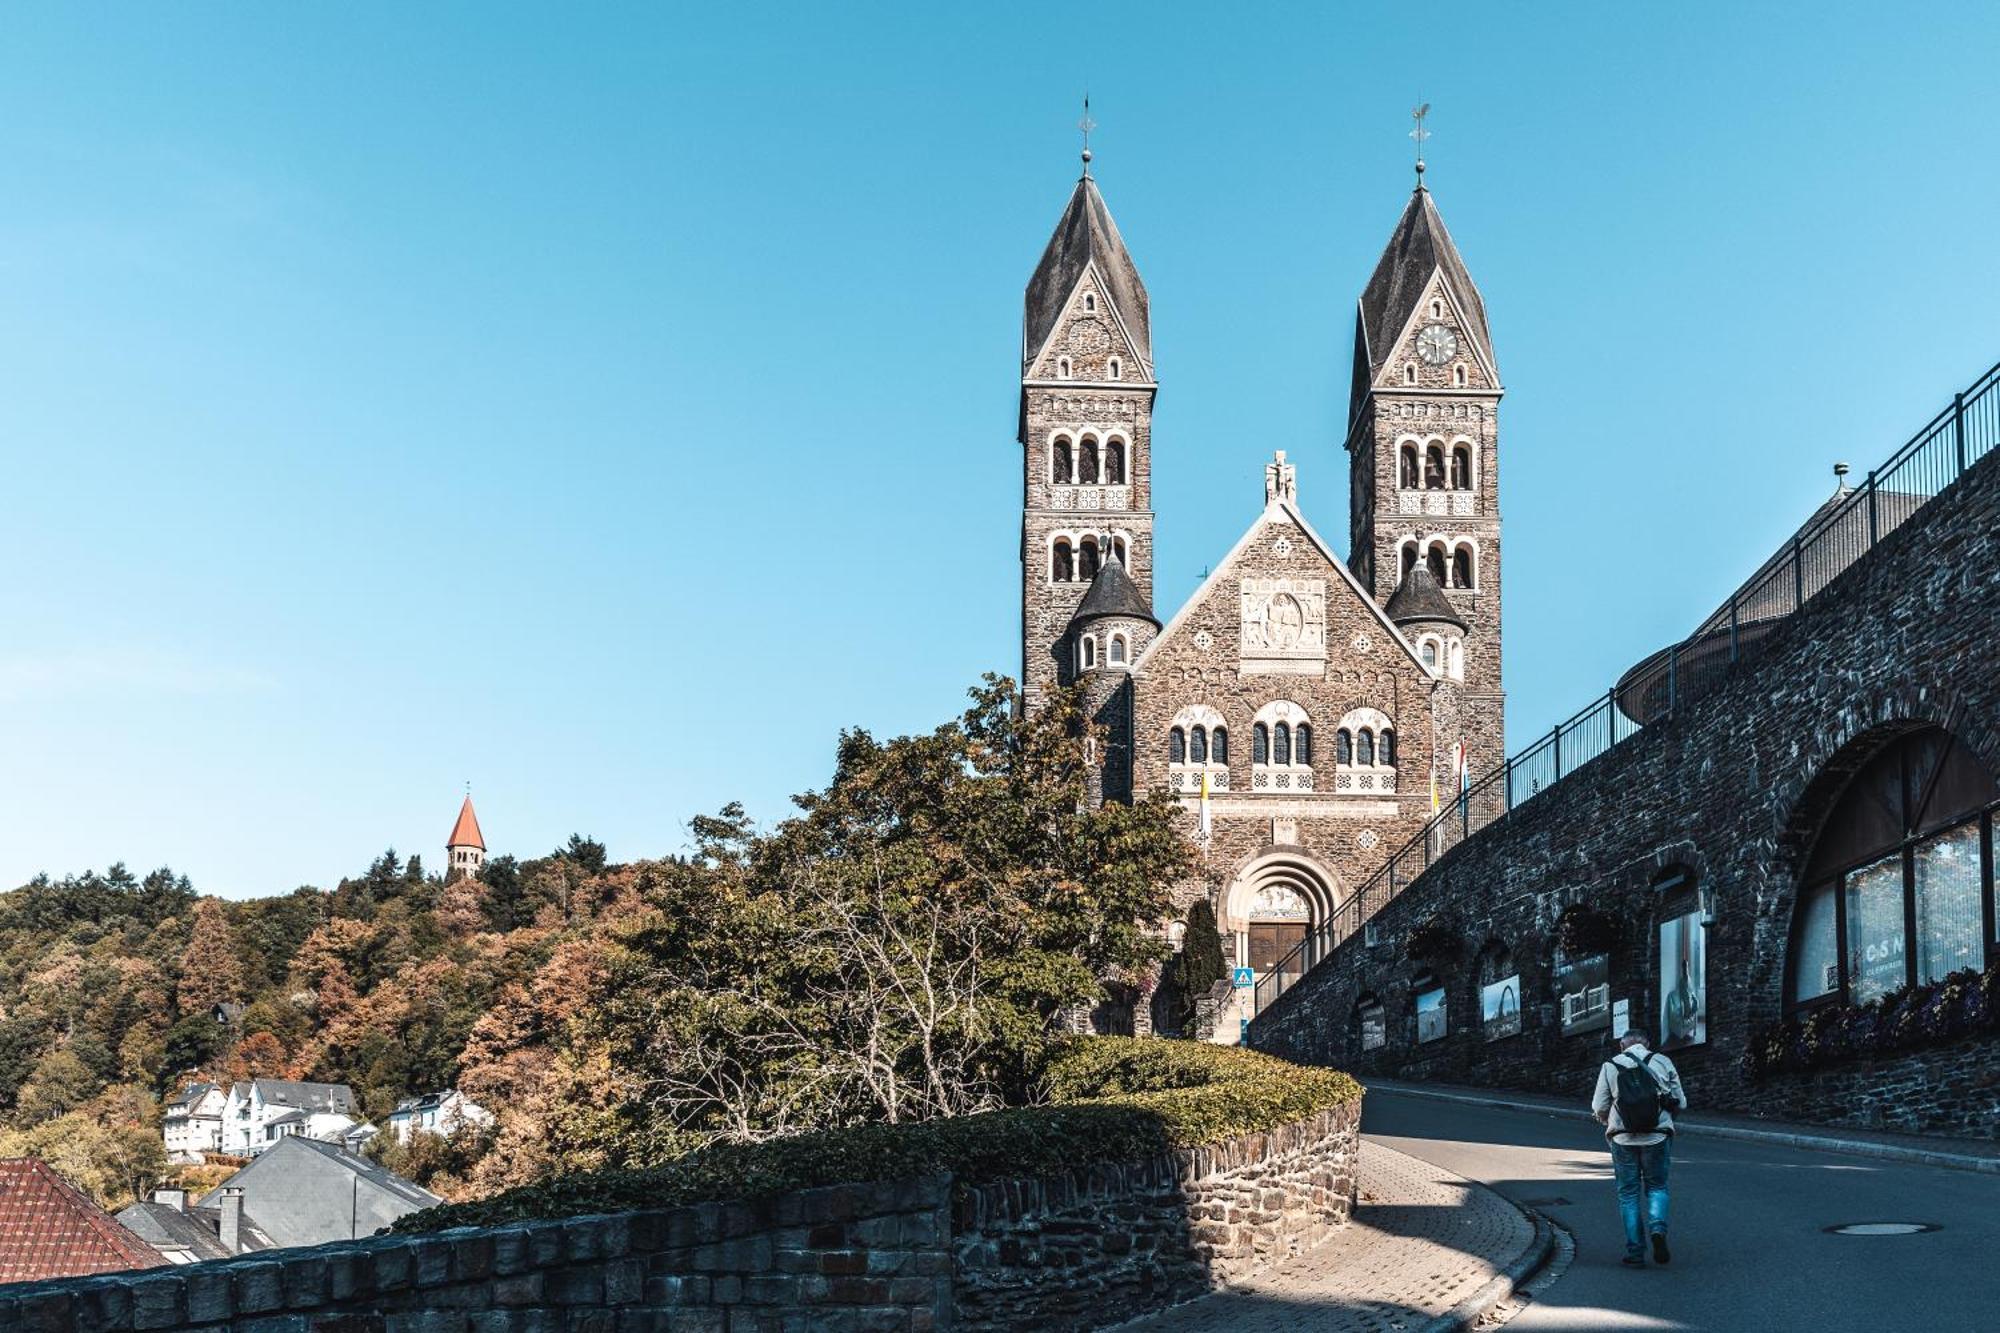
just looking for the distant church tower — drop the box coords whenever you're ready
[1346,175,1506,776]
[446,793,486,880]
[1019,143,1156,713]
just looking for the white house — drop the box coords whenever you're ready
[221,1079,361,1156]
[161,1083,227,1163]
[386,1090,493,1145]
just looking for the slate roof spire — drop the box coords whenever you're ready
[1352,185,1494,400]
[1023,168,1150,373]
[1068,552,1159,629]
[1384,562,1467,631]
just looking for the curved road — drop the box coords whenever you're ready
[1362,1088,1996,1332]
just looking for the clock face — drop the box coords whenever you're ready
[1416,323,1458,367]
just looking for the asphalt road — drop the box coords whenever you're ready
[1361,1088,1998,1333]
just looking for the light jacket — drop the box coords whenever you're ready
[1591,1045,1686,1144]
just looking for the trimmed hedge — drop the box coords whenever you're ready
[395,1038,1360,1233]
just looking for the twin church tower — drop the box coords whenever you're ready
[1015,143,1507,995]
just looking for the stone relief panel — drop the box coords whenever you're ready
[1240,578,1327,670]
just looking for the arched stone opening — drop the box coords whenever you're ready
[1222,849,1345,981]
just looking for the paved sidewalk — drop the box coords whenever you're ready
[1366,1077,2000,1174]
[1113,1142,1544,1332]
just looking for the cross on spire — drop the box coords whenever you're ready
[1410,101,1431,184]
[1079,95,1097,172]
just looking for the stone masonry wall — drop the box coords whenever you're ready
[1251,441,2000,1138]
[11,1101,1362,1332]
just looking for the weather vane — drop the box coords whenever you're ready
[1079,95,1097,169]
[1410,101,1431,182]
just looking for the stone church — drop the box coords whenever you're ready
[1017,153,1505,1036]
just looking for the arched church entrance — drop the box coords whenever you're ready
[1222,850,1345,982]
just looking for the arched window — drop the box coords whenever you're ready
[1079,437,1100,484]
[1451,444,1471,490]
[1109,634,1127,665]
[1083,292,1096,312]
[1401,545,1418,580]
[1109,356,1122,380]
[1169,727,1186,764]
[1380,729,1396,766]
[1427,546,1448,586]
[1453,546,1474,590]
[1254,724,1270,764]
[1424,444,1446,489]
[1449,640,1463,679]
[1058,356,1072,379]
[1430,298,1443,319]
[1405,363,1417,385]
[1052,436,1073,484]
[1190,726,1208,764]
[1295,723,1312,766]
[1274,722,1292,765]
[1357,729,1375,766]
[1212,727,1228,763]
[1788,727,1999,1010]
[1104,439,1126,484]
[1400,444,1420,490]
[1337,729,1354,765]
[1079,635,1096,670]
[1078,537,1100,581]
[1052,539,1074,583]
[1454,365,1468,387]
[1422,639,1438,669]
[1110,535,1128,565]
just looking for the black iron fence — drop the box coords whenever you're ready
[1253,356,2000,1018]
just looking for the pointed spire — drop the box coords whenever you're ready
[447,793,485,851]
[1353,185,1493,388]
[1023,167,1150,373]
[1069,551,1159,628]
[1384,563,1467,631]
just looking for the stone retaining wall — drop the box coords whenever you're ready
[5,1097,1361,1332]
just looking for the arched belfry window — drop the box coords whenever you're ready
[1052,436,1073,484]
[1079,437,1100,484]
[1788,727,1999,1011]
[1105,439,1126,485]
[1400,444,1420,490]
[1052,539,1074,583]
[1451,444,1471,490]
[1453,546,1474,590]
[1401,545,1419,581]
[1424,444,1446,490]
[1427,546,1448,586]
[1078,537,1101,582]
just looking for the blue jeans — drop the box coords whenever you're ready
[1610,1138,1671,1257]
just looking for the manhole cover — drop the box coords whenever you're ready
[1824,1222,1939,1236]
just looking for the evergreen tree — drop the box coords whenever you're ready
[175,897,246,1016]
[1175,900,1228,1033]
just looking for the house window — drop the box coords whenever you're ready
[1052,436,1074,484]
[1786,727,1999,1011]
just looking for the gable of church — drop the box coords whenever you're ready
[1373,270,1499,395]
[1026,266,1151,384]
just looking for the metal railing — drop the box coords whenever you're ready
[1252,356,2000,1018]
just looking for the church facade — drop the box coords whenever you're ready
[1016,158,1506,1036]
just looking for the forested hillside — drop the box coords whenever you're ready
[0,678,1191,1211]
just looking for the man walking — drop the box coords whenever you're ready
[1591,1028,1686,1268]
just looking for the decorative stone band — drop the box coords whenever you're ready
[1396,490,1479,516]
[1051,485,1132,510]
[1168,766,1231,792]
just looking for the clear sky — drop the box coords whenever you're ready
[4,4,1998,897]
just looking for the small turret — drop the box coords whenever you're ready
[1385,564,1466,679]
[1067,552,1158,679]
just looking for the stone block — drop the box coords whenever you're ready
[128,1272,187,1330]
[234,1262,288,1314]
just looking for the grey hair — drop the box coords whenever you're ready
[1620,1029,1651,1048]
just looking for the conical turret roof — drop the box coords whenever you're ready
[1023,173,1150,371]
[447,795,485,851]
[1069,555,1158,628]
[1384,563,1467,631]
[1354,187,1492,386]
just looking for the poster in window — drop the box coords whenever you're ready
[1658,911,1707,1051]
[1480,975,1523,1041]
[1359,1004,1386,1051]
[1555,952,1611,1035]
[1415,986,1447,1044]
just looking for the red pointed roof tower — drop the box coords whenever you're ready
[446,793,486,879]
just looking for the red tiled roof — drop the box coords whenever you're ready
[0,1158,164,1283]
[447,794,485,851]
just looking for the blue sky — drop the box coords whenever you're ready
[4,4,1998,897]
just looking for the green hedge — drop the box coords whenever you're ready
[395,1038,1360,1233]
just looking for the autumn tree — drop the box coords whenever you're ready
[176,897,246,1016]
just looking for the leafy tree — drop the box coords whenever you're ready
[176,897,246,1016]
[479,855,526,931]
[14,1048,99,1125]
[159,1013,226,1089]
[560,835,609,875]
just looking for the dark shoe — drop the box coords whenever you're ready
[1651,1233,1671,1265]
[1622,1254,1647,1268]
